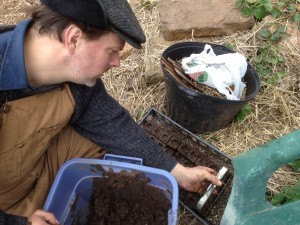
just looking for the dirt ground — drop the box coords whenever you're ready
[1,0,299,224]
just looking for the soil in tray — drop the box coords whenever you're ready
[141,115,233,225]
[71,170,171,225]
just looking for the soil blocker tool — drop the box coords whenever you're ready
[196,167,230,215]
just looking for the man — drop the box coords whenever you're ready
[0,0,221,224]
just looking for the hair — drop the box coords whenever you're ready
[27,5,111,42]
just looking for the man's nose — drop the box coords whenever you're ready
[110,55,120,67]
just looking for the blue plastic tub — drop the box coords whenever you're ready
[44,154,179,225]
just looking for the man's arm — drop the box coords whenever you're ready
[0,210,27,225]
[69,80,177,171]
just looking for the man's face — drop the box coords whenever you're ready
[68,31,125,87]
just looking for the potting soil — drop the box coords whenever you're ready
[72,170,171,225]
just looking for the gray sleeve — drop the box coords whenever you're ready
[0,210,28,225]
[69,80,177,172]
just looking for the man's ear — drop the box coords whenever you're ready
[64,24,82,54]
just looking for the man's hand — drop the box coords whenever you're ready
[27,210,60,225]
[171,163,222,193]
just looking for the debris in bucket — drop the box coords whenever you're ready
[162,56,223,97]
[181,44,247,100]
[71,169,171,225]
[161,44,248,100]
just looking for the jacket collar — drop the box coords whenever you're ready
[0,20,31,91]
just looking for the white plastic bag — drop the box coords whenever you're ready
[181,44,247,100]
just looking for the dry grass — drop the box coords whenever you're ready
[105,3,300,193]
[119,3,300,194]
[1,0,299,215]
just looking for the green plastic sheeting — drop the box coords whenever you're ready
[220,129,300,225]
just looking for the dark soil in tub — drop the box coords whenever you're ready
[72,170,171,225]
[140,110,234,225]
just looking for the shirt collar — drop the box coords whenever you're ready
[0,20,31,91]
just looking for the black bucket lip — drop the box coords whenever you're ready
[163,41,236,54]
[161,41,260,103]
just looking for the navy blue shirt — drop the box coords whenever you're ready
[0,20,177,171]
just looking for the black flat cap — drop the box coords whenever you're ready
[40,0,146,49]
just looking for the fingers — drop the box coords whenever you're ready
[28,209,60,225]
[171,163,222,194]
[189,166,222,194]
[194,181,210,193]
[204,171,222,186]
[194,166,222,186]
[196,166,218,176]
[39,211,59,225]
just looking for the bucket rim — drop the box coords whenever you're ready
[161,41,260,102]
[162,41,236,55]
[162,64,260,102]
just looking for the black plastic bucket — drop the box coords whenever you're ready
[161,42,260,134]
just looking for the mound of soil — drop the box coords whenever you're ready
[72,170,171,225]
[140,110,233,225]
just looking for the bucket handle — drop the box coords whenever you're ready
[103,154,143,165]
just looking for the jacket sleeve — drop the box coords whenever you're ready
[0,210,28,225]
[69,80,178,172]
